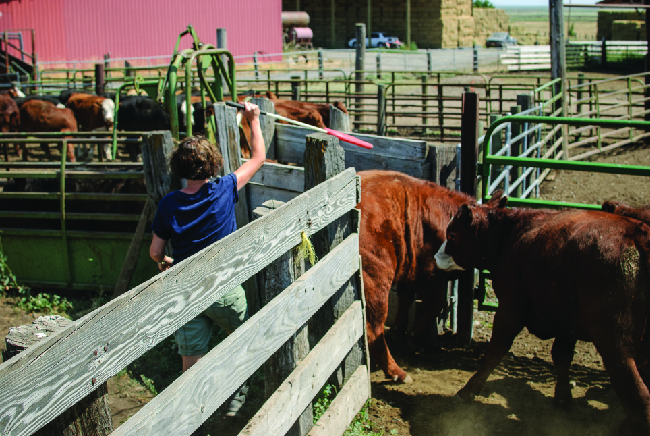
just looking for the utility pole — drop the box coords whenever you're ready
[550,0,568,158]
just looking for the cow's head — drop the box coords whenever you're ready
[102,99,115,125]
[435,191,507,271]
[602,200,628,215]
[180,100,195,125]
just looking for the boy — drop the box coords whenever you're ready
[149,101,264,416]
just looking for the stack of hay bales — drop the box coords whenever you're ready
[611,20,645,41]
[473,8,510,47]
[509,25,547,45]
[414,0,474,49]
[598,10,644,40]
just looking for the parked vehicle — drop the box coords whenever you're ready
[347,32,404,49]
[485,32,517,48]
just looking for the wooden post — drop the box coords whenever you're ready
[95,64,105,97]
[510,104,522,198]
[212,103,260,313]
[427,51,432,73]
[125,60,133,78]
[291,75,301,101]
[458,92,479,346]
[217,28,228,90]
[355,23,366,132]
[330,105,351,133]
[421,75,428,132]
[254,52,260,81]
[517,93,534,191]
[438,85,444,140]
[367,0,372,44]
[254,201,314,436]
[250,97,276,160]
[377,84,386,136]
[331,0,336,48]
[318,49,324,79]
[376,51,381,79]
[406,0,411,48]
[473,46,479,73]
[304,132,363,387]
[601,37,607,67]
[550,0,568,159]
[3,316,113,436]
[141,131,179,205]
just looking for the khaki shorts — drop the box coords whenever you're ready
[174,285,248,356]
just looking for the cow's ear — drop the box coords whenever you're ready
[487,190,504,207]
[457,204,473,223]
[497,195,508,209]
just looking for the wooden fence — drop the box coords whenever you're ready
[0,120,370,435]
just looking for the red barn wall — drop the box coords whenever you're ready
[0,0,282,65]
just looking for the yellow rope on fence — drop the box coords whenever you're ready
[294,231,317,266]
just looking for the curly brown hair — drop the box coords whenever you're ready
[170,135,223,180]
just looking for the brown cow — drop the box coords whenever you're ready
[20,100,78,162]
[603,200,650,224]
[435,193,650,434]
[358,170,475,383]
[0,95,20,158]
[65,93,115,159]
[265,91,348,128]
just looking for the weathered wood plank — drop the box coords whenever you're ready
[248,161,305,193]
[239,301,365,436]
[248,183,301,212]
[113,235,361,436]
[275,124,427,164]
[250,98,276,160]
[307,365,370,436]
[0,168,358,436]
[344,149,431,180]
[257,201,313,436]
[330,106,350,133]
[428,144,459,190]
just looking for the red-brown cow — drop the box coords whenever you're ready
[265,91,348,128]
[0,95,20,158]
[603,200,650,224]
[358,170,475,383]
[435,193,650,434]
[65,93,115,159]
[20,100,78,162]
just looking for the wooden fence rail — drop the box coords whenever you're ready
[0,153,365,436]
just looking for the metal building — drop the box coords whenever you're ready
[0,0,283,66]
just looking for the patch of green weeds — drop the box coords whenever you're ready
[313,384,382,436]
[140,374,158,396]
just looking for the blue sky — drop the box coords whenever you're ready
[492,0,599,5]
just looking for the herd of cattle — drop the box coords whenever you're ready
[0,86,348,163]
[358,170,650,434]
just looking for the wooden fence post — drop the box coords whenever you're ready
[291,75,301,101]
[3,316,113,436]
[377,84,386,136]
[213,102,260,313]
[95,63,105,97]
[376,51,381,79]
[510,104,522,198]
[421,75,428,132]
[354,23,366,132]
[141,131,178,204]
[304,132,363,387]
[254,200,314,436]
[330,105,351,132]
[458,91,479,346]
[251,97,277,160]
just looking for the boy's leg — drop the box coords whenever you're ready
[204,285,249,417]
[174,315,214,372]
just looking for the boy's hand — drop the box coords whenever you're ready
[243,101,260,122]
[158,256,174,272]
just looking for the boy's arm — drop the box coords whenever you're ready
[150,234,173,271]
[234,101,266,191]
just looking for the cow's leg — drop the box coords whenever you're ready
[551,335,577,409]
[411,276,450,340]
[364,269,412,383]
[595,342,650,435]
[457,302,524,402]
[393,288,414,336]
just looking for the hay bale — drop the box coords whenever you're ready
[598,10,643,41]
[611,20,645,41]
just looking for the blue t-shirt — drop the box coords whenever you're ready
[151,173,239,263]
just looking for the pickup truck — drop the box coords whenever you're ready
[347,32,403,49]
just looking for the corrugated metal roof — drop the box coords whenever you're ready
[0,0,282,65]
